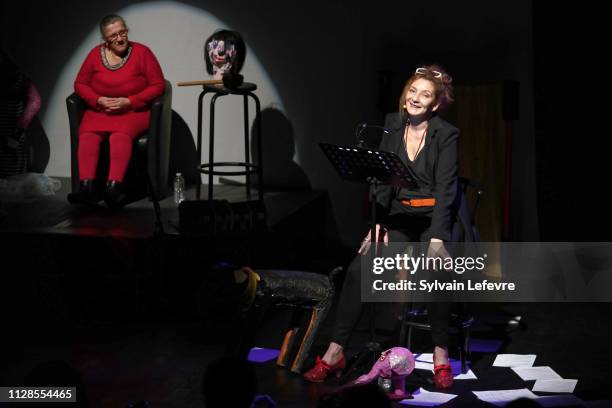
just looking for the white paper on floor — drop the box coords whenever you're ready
[400,387,458,406]
[413,353,470,377]
[511,366,562,381]
[454,369,477,380]
[473,388,538,407]
[414,353,434,362]
[533,379,578,393]
[415,361,435,371]
[535,394,584,407]
[492,354,537,367]
[413,354,434,371]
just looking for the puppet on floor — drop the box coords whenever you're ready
[351,347,416,400]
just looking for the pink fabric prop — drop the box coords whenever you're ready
[352,347,415,400]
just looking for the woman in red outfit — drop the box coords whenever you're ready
[74,14,164,207]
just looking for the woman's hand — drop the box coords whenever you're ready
[97,96,113,109]
[358,224,388,255]
[97,96,131,113]
[104,97,132,113]
[427,238,451,270]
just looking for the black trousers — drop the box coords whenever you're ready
[331,214,452,348]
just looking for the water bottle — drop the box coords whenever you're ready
[173,172,185,205]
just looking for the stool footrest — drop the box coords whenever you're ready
[198,162,259,176]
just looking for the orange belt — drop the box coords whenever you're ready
[401,198,436,207]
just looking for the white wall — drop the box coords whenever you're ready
[42,1,286,183]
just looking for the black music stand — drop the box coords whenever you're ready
[319,143,418,381]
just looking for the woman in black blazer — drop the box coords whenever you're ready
[304,65,459,389]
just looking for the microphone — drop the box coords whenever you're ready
[355,122,389,147]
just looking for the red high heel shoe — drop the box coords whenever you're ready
[303,356,346,383]
[433,363,453,389]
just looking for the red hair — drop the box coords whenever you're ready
[399,65,454,119]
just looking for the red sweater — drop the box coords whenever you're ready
[74,42,165,136]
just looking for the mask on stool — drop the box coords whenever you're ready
[203,29,246,88]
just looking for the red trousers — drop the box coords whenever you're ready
[77,131,137,182]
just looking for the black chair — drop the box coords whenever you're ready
[398,177,483,374]
[66,80,172,203]
[399,305,475,374]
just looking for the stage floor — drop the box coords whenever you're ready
[1,179,612,407]
[1,294,611,407]
[1,177,330,240]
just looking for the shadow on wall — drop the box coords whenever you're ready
[168,110,200,186]
[27,117,50,173]
[250,107,310,191]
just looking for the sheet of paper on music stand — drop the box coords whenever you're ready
[511,366,562,381]
[533,379,578,393]
[399,387,458,406]
[473,388,537,407]
[493,354,537,367]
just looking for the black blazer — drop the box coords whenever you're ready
[376,112,460,242]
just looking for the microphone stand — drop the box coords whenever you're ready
[319,124,417,383]
[355,122,389,148]
[341,174,384,382]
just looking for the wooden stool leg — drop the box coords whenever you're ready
[277,328,299,367]
[290,308,321,373]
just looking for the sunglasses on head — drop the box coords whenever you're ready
[415,67,443,78]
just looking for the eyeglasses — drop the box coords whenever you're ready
[415,67,443,78]
[106,29,128,41]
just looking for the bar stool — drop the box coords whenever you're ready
[398,177,483,374]
[195,83,263,201]
[399,304,474,373]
